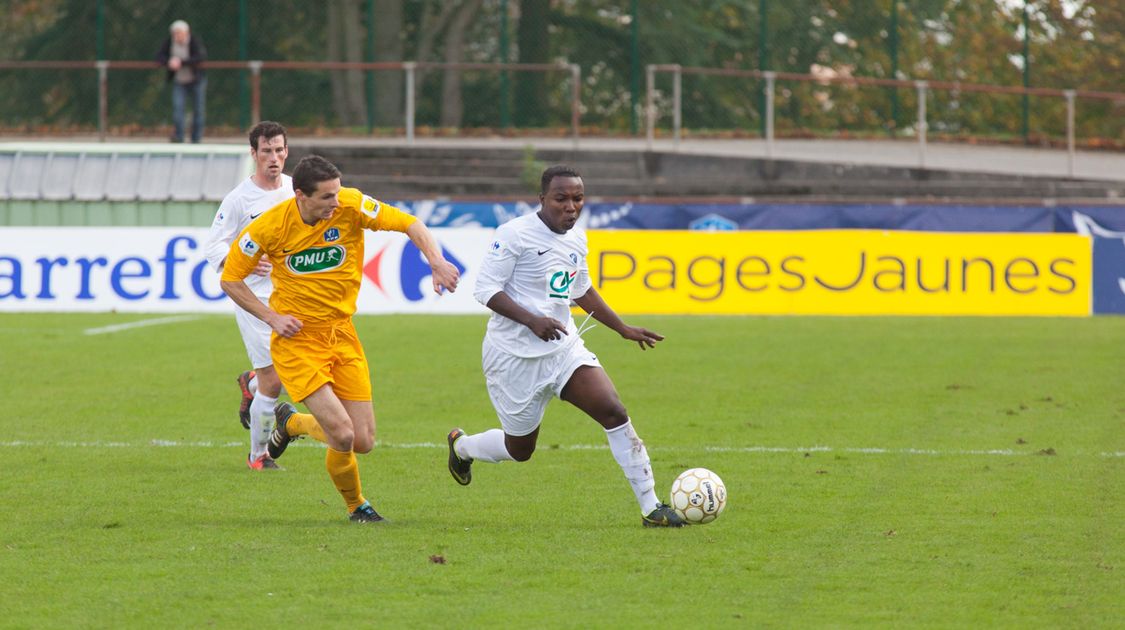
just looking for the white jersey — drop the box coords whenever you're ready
[203,174,294,299]
[474,212,593,358]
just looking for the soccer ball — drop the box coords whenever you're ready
[670,468,727,524]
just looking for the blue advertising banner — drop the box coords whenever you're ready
[393,200,1125,233]
[392,200,539,228]
[1056,207,1125,234]
[1092,236,1125,315]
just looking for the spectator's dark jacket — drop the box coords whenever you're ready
[155,34,207,83]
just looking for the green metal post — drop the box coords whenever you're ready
[96,0,105,131]
[629,0,639,135]
[239,0,249,130]
[1022,1,1030,144]
[96,0,105,59]
[889,0,899,136]
[367,0,376,133]
[500,0,510,129]
[759,0,768,137]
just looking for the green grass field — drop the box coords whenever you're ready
[0,313,1122,628]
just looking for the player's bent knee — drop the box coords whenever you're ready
[599,403,629,429]
[510,449,534,462]
[259,379,283,398]
[507,441,536,462]
[353,435,374,454]
[325,427,355,451]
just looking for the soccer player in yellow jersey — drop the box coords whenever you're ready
[220,155,460,523]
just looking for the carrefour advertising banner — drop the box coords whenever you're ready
[0,227,492,314]
[588,230,1092,316]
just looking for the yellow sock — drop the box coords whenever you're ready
[325,447,365,513]
[288,412,328,443]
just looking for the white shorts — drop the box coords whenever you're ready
[482,336,602,437]
[234,297,273,369]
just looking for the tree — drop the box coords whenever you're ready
[440,0,485,127]
[327,0,368,127]
[514,0,548,127]
[373,0,405,127]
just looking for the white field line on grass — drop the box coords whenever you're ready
[0,440,1121,458]
[83,315,202,335]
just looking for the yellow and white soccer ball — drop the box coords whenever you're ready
[670,468,727,524]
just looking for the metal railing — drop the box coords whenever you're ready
[645,64,1123,177]
[0,60,584,148]
[2,59,1122,178]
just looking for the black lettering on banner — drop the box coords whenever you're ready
[687,256,725,302]
[916,258,951,293]
[1004,257,1039,294]
[644,256,676,290]
[814,251,865,291]
[961,258,996,293]
[34,257,69,299]
[0,256,24,299]
[736,256,770,292]
[1048,258,1077,294]
[597,251,636,289]
[779,256,805,291]
[873,256,907,292]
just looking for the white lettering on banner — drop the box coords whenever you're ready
[0,227,493,314]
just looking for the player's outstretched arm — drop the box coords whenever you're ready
[573,288,664,350]
[405,221,460,294]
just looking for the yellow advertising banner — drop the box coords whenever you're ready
[588,230,1091,316]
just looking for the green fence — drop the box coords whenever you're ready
[0,200,216,227]
[1,0,1122,144]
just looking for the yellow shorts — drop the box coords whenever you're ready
[271,318,372,403]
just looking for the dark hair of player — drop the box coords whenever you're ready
[292,155,342,195]
[249,121,287,151]
[540,165,582,195]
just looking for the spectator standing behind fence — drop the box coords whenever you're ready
[155,20,207,143]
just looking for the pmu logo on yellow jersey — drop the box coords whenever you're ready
[287,246,346,274]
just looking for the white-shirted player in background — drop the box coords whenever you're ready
[204,120,298,470]
[447,165,685,527]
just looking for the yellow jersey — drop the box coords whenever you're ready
[221,187,416,323]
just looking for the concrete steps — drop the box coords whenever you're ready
[286,144,1124,201]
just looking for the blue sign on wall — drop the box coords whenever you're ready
[1092,236,1125,315]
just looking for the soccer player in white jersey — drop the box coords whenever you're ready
[447,165,685,527]
[203,120,295,470]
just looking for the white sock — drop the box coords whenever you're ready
[248,392,277,460]
[456,429,514,463]
[248,374,259,396]
[605,420,659,515]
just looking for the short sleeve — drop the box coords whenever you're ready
[203,191,244,273]
[347,188,417,233]
[571,233,592,299]
[220,225,266,282]
[473,222,523,306]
